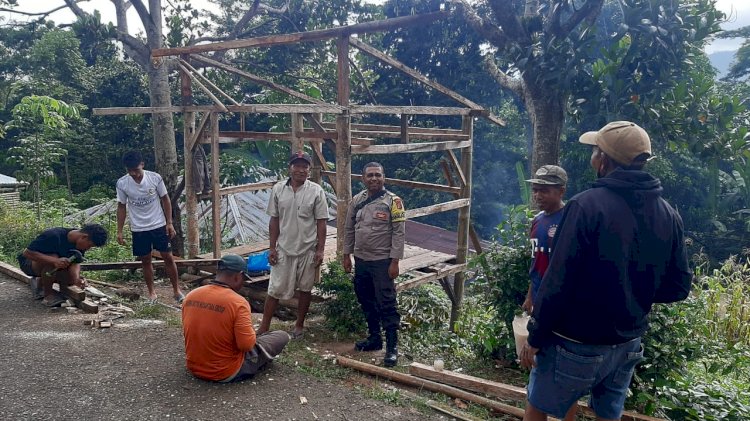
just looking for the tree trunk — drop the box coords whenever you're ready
[146,64,183,256]
[524,83,566,173]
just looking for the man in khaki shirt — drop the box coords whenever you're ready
[258,151,329,339]
[342,162,406,367]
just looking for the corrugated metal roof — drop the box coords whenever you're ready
[0,173,27,187]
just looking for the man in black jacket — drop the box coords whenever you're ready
[520,121,692,421]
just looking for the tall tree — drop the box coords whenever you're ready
[454,0,724,172]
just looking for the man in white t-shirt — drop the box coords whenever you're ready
[116,151,184,303]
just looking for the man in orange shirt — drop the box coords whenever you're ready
[182,254,290,382]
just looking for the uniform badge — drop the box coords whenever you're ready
[390,197,406,223]
[393,197,404,210]
[374,211,389,220]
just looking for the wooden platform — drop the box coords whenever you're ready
[76,226,462,293]
[197,226,461,292]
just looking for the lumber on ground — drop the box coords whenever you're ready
[408,362,665,421]
[336,357,525,418]
[63,285,86,302]
[0,261,31,284]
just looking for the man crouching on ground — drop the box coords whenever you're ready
[18,224,108,307]
[182,254,290,382]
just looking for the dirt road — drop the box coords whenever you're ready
[0,274,444,420]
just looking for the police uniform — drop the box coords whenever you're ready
[343,189,406,358]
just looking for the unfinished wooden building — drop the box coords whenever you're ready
[93,10,503,323]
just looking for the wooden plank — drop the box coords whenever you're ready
[197,181,276,199]
[336,357,525,418]
[408,363,665,421]
[350,38,485,111]
[400,114,409,144]
[80,259,220,271]
[399,251,455,273]
[77,298,99,314]
[63,285,86,302]
[349,105,472,116]
[322,171,459,194]
[187,112,210,152]
[405,199,470,219]
[396,263,466,292]
[441,160,483,254]
[320,122,466,135]
[215,131,293,141]
[93,104,345,116]
[210,112,222,259]
[445,150,467,187]
[179,58,240,106]
[350,130,470,141]
[190,55,323,104]
[176,61,229,112]
[0,261,31,284]
[352,140,471,155]
[336,36,352,255]
[297,130,338,139]
[152,12,447,57]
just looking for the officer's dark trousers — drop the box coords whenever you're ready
[353,257,401,332]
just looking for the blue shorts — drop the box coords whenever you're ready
[527,335,643,420]
[132,226,170,257]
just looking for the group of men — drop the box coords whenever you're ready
[521,121,692,421]
[17,120,692,419]
[20,149,407,382]
[180,152,407,381]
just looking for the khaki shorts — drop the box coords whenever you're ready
[268,249,318,300]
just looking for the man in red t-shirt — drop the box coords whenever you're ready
[182,254,289,382]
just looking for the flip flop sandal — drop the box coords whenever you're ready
[290,330,305,340]
[174,292,186,304]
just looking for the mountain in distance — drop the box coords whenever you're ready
[708,49,738,78]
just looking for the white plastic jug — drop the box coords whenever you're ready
[512,313,530,360]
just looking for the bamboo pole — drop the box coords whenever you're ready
[450,115,473,331]
[336,36,352,255]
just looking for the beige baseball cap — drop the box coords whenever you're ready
[525,165,568,186]
[579,121,652,166]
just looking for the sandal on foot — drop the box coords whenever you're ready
[174,292,185,304]
[290,330,305,340]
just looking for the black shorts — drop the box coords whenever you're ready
[132,226,171,257]
[18,255,36,276]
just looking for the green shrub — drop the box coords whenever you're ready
[317,260,365,334]
[470,204,533,359]
[399,283,452,331]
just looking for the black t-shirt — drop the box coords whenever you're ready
[18,228,83,266]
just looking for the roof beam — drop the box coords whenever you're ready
[152,11,447,57]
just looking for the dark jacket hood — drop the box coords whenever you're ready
[593,168,663,207]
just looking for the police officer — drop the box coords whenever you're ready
[342,162,406,367]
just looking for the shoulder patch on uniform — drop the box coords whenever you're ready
[390,196,405,222]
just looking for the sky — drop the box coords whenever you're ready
[3,0,748,53]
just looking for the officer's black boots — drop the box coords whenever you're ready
[355,334,383,351]
[356,319,383,351]
[383,329,398,367]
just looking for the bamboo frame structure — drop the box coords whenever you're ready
[92,11,504,321]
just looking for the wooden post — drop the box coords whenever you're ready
[210,112,221,258]
[181,55,200,259]
[400,114,409,143]
[450,115,473,331]
[290,113,304,153]
[310,113,323,184]
[336,36,352,254]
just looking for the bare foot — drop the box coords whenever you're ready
[147,292,158,302]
